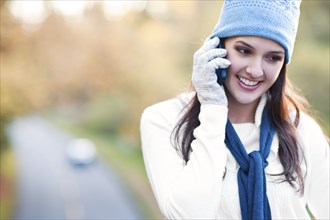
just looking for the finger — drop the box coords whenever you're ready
[198,48,227,64]
[194,37,220,59]
[204,36,212,43]
[207,58,231,70]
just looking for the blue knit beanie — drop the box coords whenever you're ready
[210,0,302,64]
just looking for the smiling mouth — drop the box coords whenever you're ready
[238,76,260,87]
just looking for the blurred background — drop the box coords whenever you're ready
[0,1,329,219]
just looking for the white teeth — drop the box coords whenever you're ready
[238,76,259,86]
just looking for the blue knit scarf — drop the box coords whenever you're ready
[225,108,275,220]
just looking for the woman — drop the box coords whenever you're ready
[140,1,329,219]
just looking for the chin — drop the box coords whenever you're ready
[230,92,262,106]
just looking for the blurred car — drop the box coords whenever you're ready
[66,138,97,165]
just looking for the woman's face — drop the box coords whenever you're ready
[224,36,285,108]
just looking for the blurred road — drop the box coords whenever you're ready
[7,115,144,220]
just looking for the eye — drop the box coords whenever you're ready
[267,55,283,63]
[236,47,251,55]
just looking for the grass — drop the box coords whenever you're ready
[47,114,163,219]
[0,148,16,220]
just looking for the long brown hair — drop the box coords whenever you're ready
[172,64,310,193]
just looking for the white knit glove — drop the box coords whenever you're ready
[192,37,231,105]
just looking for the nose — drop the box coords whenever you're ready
[245,58,264,78]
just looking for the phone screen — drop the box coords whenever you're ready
[216,41,227,85]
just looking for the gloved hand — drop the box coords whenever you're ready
[192,37,231,105]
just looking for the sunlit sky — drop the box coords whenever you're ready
[7,0,160,27]
[8,0,49,25]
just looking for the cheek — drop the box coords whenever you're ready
[265,66,282,83]
[225,53,246,76]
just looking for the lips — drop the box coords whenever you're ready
[238,76,260,87]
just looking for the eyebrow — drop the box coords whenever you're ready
[235,40,285,54]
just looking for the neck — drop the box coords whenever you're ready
[227,97,260,124]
